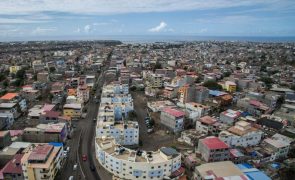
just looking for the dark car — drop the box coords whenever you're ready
[90,164,95,171]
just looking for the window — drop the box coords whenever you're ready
[158,166,161,168]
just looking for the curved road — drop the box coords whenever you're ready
[57,51,112,180]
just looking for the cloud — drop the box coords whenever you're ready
[32,27,57,34]
[199,28,207,33]
[149,21,167,32]
[74,27,81,33]
[92,22,110,26]
[0,0,293,16]
[84,24,91,33]
[0,18,44,24]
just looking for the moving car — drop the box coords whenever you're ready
[90,164,95,171]
[82,154,87,161]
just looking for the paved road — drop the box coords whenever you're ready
[57,50,112,180]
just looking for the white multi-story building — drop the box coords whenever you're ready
[219,121,263,147]
[95,137,181,180]
[197,136,230,162]
[220,109,241,125]
[77,85,89,103]
[257,133,291,163]
[97,84,138,146]
[184,102,209,123]
[148,74,164,88]
[160,108,185,133]
[96,120,139,146]
[196,116,225,136]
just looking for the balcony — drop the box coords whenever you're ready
[41,175,50,179]
[40,169,50,173]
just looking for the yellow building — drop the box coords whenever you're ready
[21,144,63,180]
[9,66,21,74]
[225,81,237,93]
[63,103,82,119]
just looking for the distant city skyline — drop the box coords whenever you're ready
[0,0,294,41]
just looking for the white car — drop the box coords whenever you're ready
[73,164,78,171]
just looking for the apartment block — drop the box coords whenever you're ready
[160,108,185,132]
[197,136,230,162]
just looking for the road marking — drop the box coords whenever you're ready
[77,130,86,179]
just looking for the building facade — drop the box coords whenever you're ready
[197,136,230,162]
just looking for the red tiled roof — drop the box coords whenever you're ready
[163,108,185,118]
[44,111,61,118]
[171,167,185,177]
[42,104,55,112]
[28,144,53,161]
[0,131,9,137]
[201,137,229,150]
[1,154,24,174]
[9,130,23,137]
[200,116,217,125]
[0,93,18,100]
[249,100,262,107]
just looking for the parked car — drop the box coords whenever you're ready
[147,128,154,133]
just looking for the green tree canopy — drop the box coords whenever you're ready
[203,80,223,90]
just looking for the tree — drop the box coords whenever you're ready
[48,94,54,101]
[223,71,231,78]
[3,80,9,88]
[13,79,23,87]
[49,67,56,73]
[33,73,38,81]
[203,80,223,90]
[16,69,26,79]
[260,76,273,89]
[11,73,15,79]
[0,73,6,82]
[127,110,137,120]
[153,61,162,71]
[129,86,137,91]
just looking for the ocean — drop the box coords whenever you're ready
[1,35,295,43]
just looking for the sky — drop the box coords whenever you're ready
[0,0,294,41]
